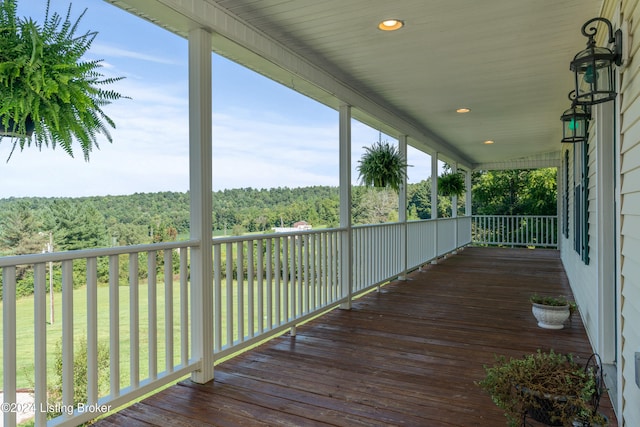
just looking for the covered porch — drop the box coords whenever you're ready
[95,247,617,426]
[3,0,632,424]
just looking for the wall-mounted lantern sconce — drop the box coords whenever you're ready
[561,91,591,143]
[570,17,622,105]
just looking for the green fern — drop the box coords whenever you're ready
[356,141,409,191]
[0,0,127,160]
[437,172,465,197]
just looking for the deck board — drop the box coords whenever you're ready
[96,247,618,426]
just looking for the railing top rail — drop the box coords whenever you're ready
[212,227,347,244]
[354,216,471,230]
[472,214,558,218]
[0,239,201,268]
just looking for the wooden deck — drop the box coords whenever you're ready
[96,247,618,427]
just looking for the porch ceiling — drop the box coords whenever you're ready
[107,0,603,169]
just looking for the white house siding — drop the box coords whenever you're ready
[613,0,640,425]
[561,1,640,424]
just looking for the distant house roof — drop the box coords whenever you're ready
[273,221,312,233]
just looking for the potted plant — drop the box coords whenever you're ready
[0,0,126,160]
[356,140,409,191]
[477,350,607,427]
[530,294,575,330]
[437,171,465,197]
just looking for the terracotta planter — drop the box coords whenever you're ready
[531,302,570,329]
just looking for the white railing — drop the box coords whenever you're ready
[353,223,403,292]
[471,215,558,248]
[407,220,437,270]
[1,217,471,426]
[212,229,345,360]
[1,241,199,427]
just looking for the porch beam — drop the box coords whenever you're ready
[339,104,352,310]
[188,27,214,384]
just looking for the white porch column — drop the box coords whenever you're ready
[339,104,353,310]
[465,169,472,216]
[431,152,438,219]
[451,163,458,219]
[398,135,408,280]
[188,27,214,384]
[451,163,458,253]
[431,152,439,263]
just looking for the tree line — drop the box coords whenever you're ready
[0,169,556,298]
[0,168,557,256]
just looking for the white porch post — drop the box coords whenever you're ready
[431,152,439,263]
[451,163,458,219]
[339,104,353,310]
[451,163,458,253]
[465,169,472,216]
[431,152,438,220]
[188,27,214,384]
[398,135,408,280]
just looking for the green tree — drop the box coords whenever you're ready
[353,187,398,224]
[0,200,47,255]
[407,179,432,219]
[50,200,107,250]
[472,169,557,215]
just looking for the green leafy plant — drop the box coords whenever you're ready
[437,172,465,197]
[356,141,409,191]
[0,0,126,160]
[477,350,607,427]
[46,337,111,419]
[530,294,570,307]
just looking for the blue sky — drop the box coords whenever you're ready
[0,0,435,198]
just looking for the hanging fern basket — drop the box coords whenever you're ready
[437,172,465,197]
[0,0,127,160]
[356,141,408,191]
[0,116,35,138]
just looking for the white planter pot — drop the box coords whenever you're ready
[531,302,570,329]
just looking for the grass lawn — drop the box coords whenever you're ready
[0,274,313,391]
[1,239,336,394]
[1,278,189,391]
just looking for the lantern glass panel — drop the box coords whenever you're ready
[572,46,616,105]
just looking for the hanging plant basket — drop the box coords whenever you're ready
[0,115,35,138]
[356,141,409,191]
[0,0,127,160]
[437,172,465,197]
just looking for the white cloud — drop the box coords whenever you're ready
[0,102,436,198]
[90,43,181,66]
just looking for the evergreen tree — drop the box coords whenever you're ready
[50,200,107,250]
[0,200,48,255]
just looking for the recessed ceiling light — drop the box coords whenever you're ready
[378,19,404,31]
[456,108,471,113]
[484,140,495,145]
